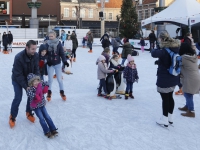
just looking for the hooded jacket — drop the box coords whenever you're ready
[181,55,200,94]
[8,33,13,44]
[151,39,180,88]
[121,42,132,59]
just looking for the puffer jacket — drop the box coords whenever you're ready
[121,42,132,59]
[97,62,112,79]
[123,65,139,83]
[181,55,200,94]
[151,38,180,88]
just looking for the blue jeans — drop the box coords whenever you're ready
[113,47,119,55]
[47,63,64,91]
[88,43,92,50]
[34,106,56,134]
[184,93,194,111]
[98,79,107,94]
[121,58,126,65]
[126,82,133,93]
[11,81,31,118]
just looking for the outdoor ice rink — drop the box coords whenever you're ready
[0,46,200,150]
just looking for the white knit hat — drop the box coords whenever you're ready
[127,54,134,62]
[98,55,106,61]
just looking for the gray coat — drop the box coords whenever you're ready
[181,55,200,94]
[97,62,112,79]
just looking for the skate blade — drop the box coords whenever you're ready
[156,122,169,130]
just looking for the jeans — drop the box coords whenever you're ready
[47,63,64,91]
[121,58,126,65]
[34,106,56,134]
[11,80,31,118]
[113,47,119,55]
[184,93,194,111]
[98,79,107,94]
[160,92,174,117]
[126,82,133,93]
[150,41,155,50]
[88,43,92,50]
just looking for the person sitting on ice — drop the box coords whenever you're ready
[38,44,48,81]
[123,54,139,100]
[97,55,115,99]
[26,73,58,138]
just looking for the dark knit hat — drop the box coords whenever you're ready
[39,44,47,52]
[27,73,41,86]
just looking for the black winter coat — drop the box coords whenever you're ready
[102,39,111,48]
[151,47,179,88]
[149,33,157,42]
[8,34,13,44]
[45,41,67,66]
[12,49,40,89]
[2,34,9,46]
[140,39,145,46]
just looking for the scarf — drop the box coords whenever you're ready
[127,63,136,69]
[110,59,119,66]
[47,38,59,53]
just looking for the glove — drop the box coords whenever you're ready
[64,61,69,67]
[39,60,45,68]
[43,86,49,94]
[123,78,127,84]
[135,79,139,83]
[47,61,52,67]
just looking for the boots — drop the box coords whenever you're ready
[168,113,173,124]
[73,58,76,62]
[9,115,16,128]
[129,92,134,99]
[178,106,188,111]
[60,90,67,101]
[88,49,93,53]
[26,112,35,123]
[46,90,52,101]
[175,89,183,95]
[125,92,129,100]
[51,129,59,136]
[181,110,195,118]
[45,132,53,138]
[156,115,168,127]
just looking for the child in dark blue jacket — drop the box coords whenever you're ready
[123,54,139,100]
[38,44,48,81]
[140,37,145,52]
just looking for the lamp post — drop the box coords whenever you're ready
[100,0,105,37]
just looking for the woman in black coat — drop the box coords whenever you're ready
[102,36,111,49]
[2,32,9,53]
[8,31,13,52]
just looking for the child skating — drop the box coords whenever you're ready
[140,37,145,52]
[123,54,139,100]
[27,73,58,138]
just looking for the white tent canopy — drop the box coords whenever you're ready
[141,0,200,27]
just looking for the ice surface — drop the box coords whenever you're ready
[0,47,200,150]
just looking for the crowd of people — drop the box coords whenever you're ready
[7,28,200,139]
[0,31,13,54]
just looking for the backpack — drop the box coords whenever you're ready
[165,48,182,76]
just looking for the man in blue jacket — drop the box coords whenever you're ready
[61,30,66,46]
[9,40,40,128]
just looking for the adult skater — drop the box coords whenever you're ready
[151,30,180,127]
[121,39,132,65]
[45,31,69,101]
[148,30,157,51]
[61,30,66,46]
[9,40,39,128]
[8,31,13,52]
[87,31,93,53]
[178,43,200,117]
[100,31,109,43]
[71,31,78,62]
[2,32,9,54]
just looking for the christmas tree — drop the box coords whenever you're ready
[120,0,139,39]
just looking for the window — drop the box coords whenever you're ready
[80,9,85,18]
[88,9,93,18]
[64,8,69,17]
[138,10,143,21]
[144,9,149,19]
[72,8,76,18]
[71,0,78,2]
[108,13,112,20]
[150,9,155,16]
[104,13,106,19]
